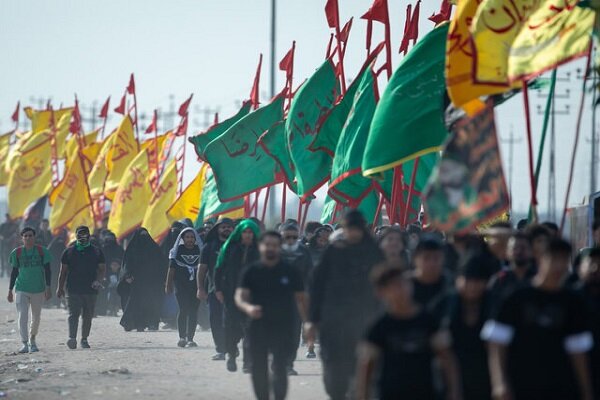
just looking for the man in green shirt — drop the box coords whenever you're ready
[6,227,52,353]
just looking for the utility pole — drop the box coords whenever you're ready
[501,126,521,215]
[591,66,598,195]
[536,72,571,221]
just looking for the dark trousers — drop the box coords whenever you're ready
[248,323,293,400]
[208,292,225,353]
[287,311,302,368]
[323,360,356,400]
[67,294,97,339]
[175,287,200,341]
[224,300,249,366]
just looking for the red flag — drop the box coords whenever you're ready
[178,94,193,117]
[250,54,263,109]
[429,0,452,25]
[399,1,420,55]
[114,94,126,115]
[99,96,110,119]
[145,110,158,134]
[279,43,295,81]
[338,18,353,43]
[360,0,388,24]
[127,73,135,95]
[174,114,188,137]
[11,101,20,123]
[70,100,82,135]
[324,0,340,29]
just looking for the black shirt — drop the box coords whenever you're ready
[365,311,439,400]
[169,245,200,291]
[412,276,450,323]
[200,240,223,293]
[239,260,303,328]
[482,286,592,400]
[61,245,105,295]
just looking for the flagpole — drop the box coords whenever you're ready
[383,0,392,80]
[132,76,141,152]
[522,81,538,222]
[403,157,420,226]
[333,8,347,94]
[560,45,592,233]
[74,102,99,227]
[372,194,384,230]
[261,186,271,222]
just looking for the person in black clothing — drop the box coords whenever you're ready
[305,210,384,400]
[487,232,535,316]
[378,226,410,270]
[526,224,552,267]
[0,215,20,278]
[57,226,106,350]
[47,229,68,308]
[279,222,313,371]
[411,237,450,323]
[482,238,594,400]
[197,217,234,361]
[236,230,307,400]
[165,227,203,347]
[215,219,260,373]
[160,221,186,329]
[578,248,600,399]
[96,231,124,316]
[35,219,53,247]
[356,267,461,400]
[448,253,494,400]
[119,228,165,332]
[307,226,332,266]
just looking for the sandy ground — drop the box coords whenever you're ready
[0,277,328,400]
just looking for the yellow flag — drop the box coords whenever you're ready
[446,0,515,107]
[88,132,116,199]
[104,116,138,200]
[0,131,13,186]
[25,107,73,135]
[167,163,208,222]
[142,160,178,242]
[107,136,166,240]
[48,153,93,232]
[64,130,99,161]
[471,0,594,85]
[7,139,53,219]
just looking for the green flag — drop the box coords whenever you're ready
[329,67,378,206]
[189,101,253,160]
[362,24,449,178]
[204,96,284,202]
[309,76,361,156]
[258,120,298,193]
[195,167,244,227]
[286,59,340,201]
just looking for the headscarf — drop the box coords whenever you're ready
[169,227,203,281]
[215,219,260,270]
[122,228,164,279]
[204,217,234,244]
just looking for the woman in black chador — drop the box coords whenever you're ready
[119,228,166,332]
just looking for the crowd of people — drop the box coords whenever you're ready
[3,211,600,400]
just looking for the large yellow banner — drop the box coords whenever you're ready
[471,0,594,84]
[142,160,178,242]
[104,116,138,200]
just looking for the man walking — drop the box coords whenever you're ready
[279,222,313,372]
[482,238,594,400]
[235,231,307,400]
[305,210,384,400]
[57,226,106,350]
[6,227,52,353]
[197,217,234,360]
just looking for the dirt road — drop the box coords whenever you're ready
[0,277,327,400]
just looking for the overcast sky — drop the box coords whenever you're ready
[0,0,595,221]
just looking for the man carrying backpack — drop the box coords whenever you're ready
[6,227,52,353]
[57,226,106,350]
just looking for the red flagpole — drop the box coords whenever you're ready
[372,194,384,230]
[281,186,287,222]
[261,186,271,222]
[403,158,420,226]
[560,45,592,233]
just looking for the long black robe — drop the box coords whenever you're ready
[119,228,166,331]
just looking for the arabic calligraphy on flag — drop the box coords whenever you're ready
[471,0,594,85]
[424,104,509,233]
